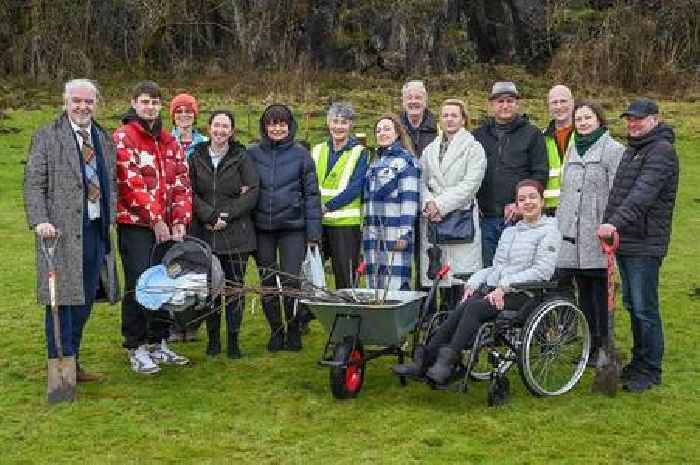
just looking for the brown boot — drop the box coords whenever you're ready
[77,366,105,383]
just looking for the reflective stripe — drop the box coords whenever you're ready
[549,168,561,177]
[324,208,362,219]
[543,189,560,198]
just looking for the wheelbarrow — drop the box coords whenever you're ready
[301,288,428,399]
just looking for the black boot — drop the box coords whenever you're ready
[205,314,221,356]
[227,332,241,359]
[426,347,459,385]
[263,297,285,352]
[285,322,303,352]
[392,345,431,377]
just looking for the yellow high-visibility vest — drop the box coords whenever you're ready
[544,132,576,208]
[312,142,364,226]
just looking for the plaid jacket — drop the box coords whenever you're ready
[362,142,420,290]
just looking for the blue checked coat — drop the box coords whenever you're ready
[362,141,420,290]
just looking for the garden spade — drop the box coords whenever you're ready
[41,234,77,404]
[592,231,621,397]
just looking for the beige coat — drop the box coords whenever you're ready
[23,114,119,305]
[420,128,486,287]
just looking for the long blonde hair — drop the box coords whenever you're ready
[375,113,415,156]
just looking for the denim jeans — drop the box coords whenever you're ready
[481,216,509,268]
[617,255,663,375]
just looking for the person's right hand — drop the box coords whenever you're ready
[503,203,518,222]
[461,285,475,303]
[35,222,57,239]
[153,220,170,243]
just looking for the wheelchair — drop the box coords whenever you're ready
[419,279,591,406]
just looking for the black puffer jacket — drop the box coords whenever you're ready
[604,124,679,257]
[246,105,322,241]
[473,115,548,217]
[189,141,259,254]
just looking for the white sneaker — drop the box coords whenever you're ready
[150,340,190,366]
[129,346,160,375]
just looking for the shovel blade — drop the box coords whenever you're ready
[47,356,77,404]
[591,347,619,397]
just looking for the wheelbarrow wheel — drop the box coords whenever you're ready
[330,338,365,399]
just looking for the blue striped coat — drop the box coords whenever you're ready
[362,142,420,290]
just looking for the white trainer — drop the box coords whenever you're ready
[150,340,190,366]
[129,346,160,375]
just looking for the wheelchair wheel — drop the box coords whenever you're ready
[329,338,365,399]
[518,299,590,397]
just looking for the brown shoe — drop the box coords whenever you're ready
[77,368,105,383]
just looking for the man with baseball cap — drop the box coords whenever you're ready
[473,81,548,266]
[597,97,679,392]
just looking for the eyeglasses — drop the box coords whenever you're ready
[173,108,194,115]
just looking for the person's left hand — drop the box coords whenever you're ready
[171,223,186,241]
[486,287,505,311]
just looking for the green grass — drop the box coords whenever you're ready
[1,90,699,465]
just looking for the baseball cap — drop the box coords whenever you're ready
[620,97,659,118]
[489,81,519,100]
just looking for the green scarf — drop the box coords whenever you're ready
[575,126,606,157]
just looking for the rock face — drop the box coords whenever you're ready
[0,0,555,79]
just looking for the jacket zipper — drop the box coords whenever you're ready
[212,156,218,251]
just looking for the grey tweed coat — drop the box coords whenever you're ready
[556,131,624,269]
[23,113,120,305]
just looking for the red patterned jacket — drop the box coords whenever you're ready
[113,118,192,228]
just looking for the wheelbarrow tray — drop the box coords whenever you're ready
[301,289,426,346]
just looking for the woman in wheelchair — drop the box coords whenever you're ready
[394,179,562,385]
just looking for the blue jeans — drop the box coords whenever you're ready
[481,216,509,268]
[616,255,663,375]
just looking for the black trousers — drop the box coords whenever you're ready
[322,225,361,290]
[428,292,529,352]
[255,229,306,333]
[118,224,170,349]
[206,252,250,339]
[558,268,608,347]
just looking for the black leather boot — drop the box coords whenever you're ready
[426,347,459,385]
[392,345,431,377]
[205,315,222,356]
[227,332,241,359]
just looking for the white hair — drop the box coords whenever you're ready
[327,102,355,122]
[63,79,99,106]
[401,80,428,99]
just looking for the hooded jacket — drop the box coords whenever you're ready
[189,140,259,254]
[113,108,192,228]
[246,105,322,241]
[603,123,679,257]
[473,115,548,217]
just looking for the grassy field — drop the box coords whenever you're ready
[1,84,699,465]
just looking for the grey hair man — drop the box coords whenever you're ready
[310,101,369,290]
[400,80,438,157]
[23,79,119,389]
[598,97,679,393]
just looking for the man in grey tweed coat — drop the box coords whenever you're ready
[23,79,119,383]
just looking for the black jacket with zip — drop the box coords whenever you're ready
[473,115,548,217]
[246,105,322,241]
[603,123,679,257]
[189,140,259,254]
